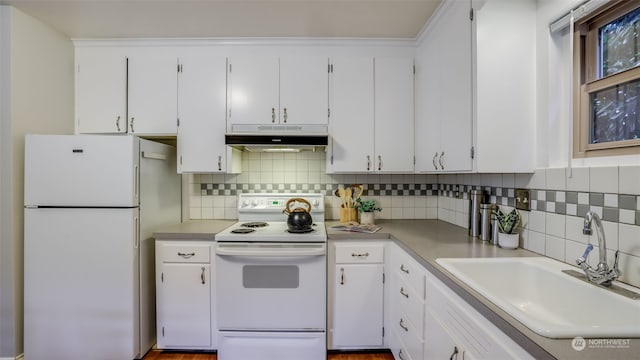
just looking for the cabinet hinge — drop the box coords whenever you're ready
[413,156,416,165]
[470,8,474,21]
[179,156,182,165]
[330,64,334,73]
[177,64,181,73]
[77,64,80,73]
[413,64,416,74]
[382,272,385,284]
[328,108,331,118]
[162,326,165,337]
[229,63,232,73]
[382,327,385,337]
[177,118,180,127]
[470,146,475,159]
[161,272,164,283]
[331,155,334,165]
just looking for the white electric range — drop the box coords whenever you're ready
[215,193,327,360]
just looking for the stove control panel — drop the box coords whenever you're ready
[238,193,324,211]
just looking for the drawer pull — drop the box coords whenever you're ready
[399,318,408,332]
[400,264,410,274]
[400,287,409,298]
[340,267,345,285]
[177,252,195,258]
[399,349,406,360]
[450,346,459,360]
[201,267,206,284]
[351,252,369,258]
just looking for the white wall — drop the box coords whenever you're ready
[0,6,73,358]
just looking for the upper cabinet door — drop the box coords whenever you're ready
[75,47,127,134]
[374,57,415,173]
[127,47,179,136]
[177,50,228,173]
[279,56,329,126]
[328,57,375,173]
[227,56,279,127]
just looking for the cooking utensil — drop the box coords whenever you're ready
[282,198,313,232]
[345,188,352,208]
[337,187,346,208]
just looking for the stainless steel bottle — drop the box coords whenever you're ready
[480,203,494,241]
[468,190,484,237]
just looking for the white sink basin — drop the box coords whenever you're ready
[436,257,640,339]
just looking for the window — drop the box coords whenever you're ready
[574,0,640,157]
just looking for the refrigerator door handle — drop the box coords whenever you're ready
[134,164,139,202]
[134,216,140,249]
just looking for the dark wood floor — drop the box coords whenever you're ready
[143,350,394,360]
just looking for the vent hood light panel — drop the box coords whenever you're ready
[225,134,329,153]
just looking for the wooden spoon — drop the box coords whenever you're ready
[337,187,346,208]
[345,188,352,208]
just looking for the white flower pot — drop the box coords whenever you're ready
[498,232,519,249]
[360,212,375,225]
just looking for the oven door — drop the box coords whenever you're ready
[215,242,326,330]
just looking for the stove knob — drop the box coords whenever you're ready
[312,199,320,207]
[241,200,250,208]
[251,200,259,207]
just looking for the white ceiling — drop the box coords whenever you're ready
[1,0,443,39]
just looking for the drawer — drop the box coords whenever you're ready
[335,243,384,264]
[158,243,211,263]
[391,246,425,298]
[392,273,425,339]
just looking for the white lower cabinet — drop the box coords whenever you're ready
[156,241,215,350]
[329,241,385,349]
[424,274,534,360]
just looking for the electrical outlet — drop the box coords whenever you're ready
[515,189,530,211]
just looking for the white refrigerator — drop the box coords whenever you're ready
[24,134,181,360]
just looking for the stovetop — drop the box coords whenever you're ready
[215,193,327,242]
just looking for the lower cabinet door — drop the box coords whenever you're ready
[424,308,461,360]
[332,263,384,347]
[157,263,211,348]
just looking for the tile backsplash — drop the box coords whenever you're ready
[188,152,640,288]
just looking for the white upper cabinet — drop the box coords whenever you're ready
[473,0,536,173]
[75,46,179,136]
[227,56,328,130]
[227,56,280,126]
[415,0,473,173]
[75,47,128,134]
[328,56,375,173]
[328,56,414,173]
[177,50,239,173]
[127,47,179,136]
[280,56,329,126]
[374,57,415,173]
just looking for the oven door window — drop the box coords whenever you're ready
[243,265,299,288]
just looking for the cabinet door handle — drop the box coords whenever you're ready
[366,155,371,171]
[340,267,345,285]
[129,117,135,133]
[201,267,206,284]
[433,152,438,170]
[400,264,409,274]
[218,155,222,171]
[398,349,406,360]
[399,318,408,332]
[450,346,459,360]
[439,151,445,170]
[351,252,369,258]
[378,155,382,171]
[177,252,195,258]
[271,108,276,123]
[400,287,409,298]
[283,107,288,123]
[116,116,121,132]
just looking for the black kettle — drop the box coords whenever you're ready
[283,198,313,233]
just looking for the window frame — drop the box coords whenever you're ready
[573,0,640,158]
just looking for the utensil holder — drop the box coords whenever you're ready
[340,208,358,223]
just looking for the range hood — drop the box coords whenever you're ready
[225,134,328,152]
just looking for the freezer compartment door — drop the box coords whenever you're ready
[24,134,139,206]
[24,207,143,360]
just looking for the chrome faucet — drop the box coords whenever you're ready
[576,211,621,286]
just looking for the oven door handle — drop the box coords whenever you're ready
[215,245,326,257]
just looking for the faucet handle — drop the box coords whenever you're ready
[612,250,621,273]
[577,244,594,264]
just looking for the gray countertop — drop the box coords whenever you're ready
[154,219,639,359]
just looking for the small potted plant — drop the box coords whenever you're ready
[494,208,521,249]
[356,198,382,225]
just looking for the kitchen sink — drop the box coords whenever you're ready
[435,257,640,339]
